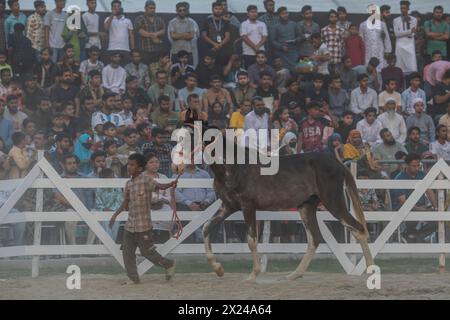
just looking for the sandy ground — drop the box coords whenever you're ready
[1,271,450,300]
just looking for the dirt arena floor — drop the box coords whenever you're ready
[2,271,450,299]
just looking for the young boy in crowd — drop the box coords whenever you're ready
[336,110,356,142]
[170,50,195,90]
[345,24,365,67]
[298,101,333,153]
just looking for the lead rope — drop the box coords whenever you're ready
[169,173,183,240]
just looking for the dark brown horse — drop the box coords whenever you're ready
[201,140,373,281]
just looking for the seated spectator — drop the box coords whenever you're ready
[401,72,427,116]
[30,96,52,131]
[3,94,27,131]
[178,73,205,111]
[338,56,358,93]
[430,124,450,160]
[0,50,12,76]
[406,98,435,144]
[195,50,223,89]
[298,101,332,153]
[358,169,382,212]
[405,126,428,158]
[328,76,349,118]
[324,132,343,160]
[280,78,304,111]
[345,24,365,67]
[49,68,80,113]
[151,95,179,133]
[438,102,450,140]
[147,70,177,112]
[223,54,246,89]
[380,54,404,92]
[350,73,378,120]
[73,133,93,175]
[91,92,125,142]
[378,79,402,112]
[8,23,35,78]
[136,122,153,150]
[335,110,356,143]
[202,75,234,116]
[141,127,173,177]
[255,72,280,112]
[102,52,126,94]
[273,56,291,94]
[124,76,151,111]
[95,168,124,241]
[101,121,120,145]
[208,101,228,130]
[133,106,151,128]
[372,128,408,175]
[22,73,46,114]
[61,101,79,139]
[149,52,171,84]
[232,71,256,107]
[170,50,195,90]
[378,98,407,143]
[272,106,298,133]
[342,130,364,161]
[432,69,450,120]
[104,139,126,178]
[279,131,299,156]
[33,48,59,89]
[390,151,407,179]
[242,96,270,149]
[117,95,134,127]
[310,32,330,75]
[8,131,30,179]
[125,50,150,89]
[117,127,139,159]
[247,50,275,87]
[47,112,66,138]
[77,70,104,112]
[356,107,383,147]
[230,99,252,130]
[0,100,13,150]
[354,57,382,92]
[0,137,10,179]
[0,68,12,98]
[79,46,104,85]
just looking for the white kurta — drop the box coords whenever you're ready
[394,16,417,74]
[359,20,392,72]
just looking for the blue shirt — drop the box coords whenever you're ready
[391,170,427,210]
[174,167,215,206]
[0,116,13,150]
[4,12,27,40]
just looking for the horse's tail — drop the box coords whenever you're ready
[342,164,369,237]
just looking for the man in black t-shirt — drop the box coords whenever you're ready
[433,69,450,119]
[255,71,279,112]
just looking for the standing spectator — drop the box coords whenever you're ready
[378,79,402,112]
[201,1,231,66]
[298,101,332,153]
[350,73,378,119]
[247,50,275,87]
[147,70,177,111]
[8,131,30,179]
[44,0,68,63]
[328,76,349,118]
[219,0,240,28]
[82,0,103,59]
[356,107,383,146]
[336,6,351,36]
[321,9,345,75]
[402,72,427,116]
[0,100,12,149]
[104,0,134,64]
[394,1,417,74]
[381,4,395,53]
[405,127,428,155]
[102,53,126,94]
[61,7,88,63]
[8,23,35,78]
[168,2,196,64]
[3,94,26,131]
[430,125,450,160]
[49,68,79,113]
[0,0,6,52]
[26,0,46,61]
[141,127,173,177]
[359,10,392,72]
[297,5,320,59]
[372,128,407,174]
[378,98,407,143]
[4,0,26,39]
[271,7,299,71]
[258,0,278,58]
[170,50,195,90]
[425,6,450,60]
[240,5,268,68]
[178,73,205,111]
[125,50,151,90]
[405,98,435,144]
[411,11,427,73]
[345,24,365,68]
[311,33,330,75]
[79,46,104,85]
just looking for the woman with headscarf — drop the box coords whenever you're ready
[74,133,93,175]
[324,132,343,161]
[279,131,298,156]
[343,129,364,161]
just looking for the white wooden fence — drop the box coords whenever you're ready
[1,157,450,277]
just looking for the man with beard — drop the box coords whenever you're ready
[91,92,125,142]
[425,6,450,61]
[178,73,205,111]
[22,73,45,114]
[242,96,270,150]
[124,75,151,111]
[77,69,104,111]
[3,94,27,131]
[49,68,80,114]
[168,2,196,65]
[271,7,299,71]
[405,98,435,144]
[372,128,407,174]
[297,5,320,59]
[247,50,275,88]
[404,126,428,155]
[232,71,256,107]
[0,98,13,149]
[394,1,417,74]
[381,5,395,54]
[45,132,72,174]
[30,96,52,130]
[378,98,407,143]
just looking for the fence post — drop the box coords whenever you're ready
[31,151,44,278]
[438,173,445,274]
[260,220,271,273]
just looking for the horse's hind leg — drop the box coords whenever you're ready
[243,205,260,282]
[203,206,235,277]
[287,197,321,281]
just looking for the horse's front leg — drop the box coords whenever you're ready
[243,205,260,281]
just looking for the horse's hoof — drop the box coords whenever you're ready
[214,264,225,277]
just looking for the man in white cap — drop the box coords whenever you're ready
[405,98,435,144]
[378,97,407,143]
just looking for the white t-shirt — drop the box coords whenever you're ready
[102,64,127,93]
[91,111,125,130]
[314,43,330,75]
[240,19,268,56]
[82,12,101,49]
[105,15,133,51]
[430,141,450,161]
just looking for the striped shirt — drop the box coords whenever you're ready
[321,25,345,64]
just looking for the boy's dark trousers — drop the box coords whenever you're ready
[122,229,173,282]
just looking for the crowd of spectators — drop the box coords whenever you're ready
[1,0,450,246]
